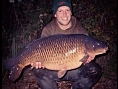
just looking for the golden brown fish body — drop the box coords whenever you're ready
[4,34,108,82]
[19,35,86,70]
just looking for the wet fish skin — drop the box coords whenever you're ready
[4,34,108,82]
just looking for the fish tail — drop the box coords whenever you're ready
[9,64,23,82]
[3,57,18,71]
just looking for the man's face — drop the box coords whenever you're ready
[54,6,72,26]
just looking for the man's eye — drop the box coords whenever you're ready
[66,9,70,12]
[59,10,62,12]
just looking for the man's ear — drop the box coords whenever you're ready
[54,14,56,17]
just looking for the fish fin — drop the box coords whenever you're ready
[9,64,23,82]
[85,55,95,64]
[57,69,67,78]
[3,57,18,71]
[80,55,89,63]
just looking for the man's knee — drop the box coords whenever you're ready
[32,68,45,78]
[32,68,58,89]
[82,61,102,87]
[71,61,102,89]
[85,61,102,75]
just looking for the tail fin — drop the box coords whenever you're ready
[9,64,23,82]
[3,57,18,71]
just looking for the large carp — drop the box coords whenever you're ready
[4,34,108,82]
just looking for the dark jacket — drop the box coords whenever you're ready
[41,16,88,37]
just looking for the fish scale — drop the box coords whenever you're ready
[4,34,108,82]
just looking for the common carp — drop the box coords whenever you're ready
[4,34,108,82]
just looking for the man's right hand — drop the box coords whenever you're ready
[31,62,42,69]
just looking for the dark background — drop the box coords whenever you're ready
[2,0,117,89]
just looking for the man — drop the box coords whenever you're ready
[31,0,102,89]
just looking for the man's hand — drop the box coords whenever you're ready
[31,62,42,69]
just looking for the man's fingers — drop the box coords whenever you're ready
[38,62,41,68]
[30,62,42,69]
[30,63,35,69]
[36,62,39,69]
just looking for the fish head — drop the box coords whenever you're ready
[85,36,108,55]
[92,41,108,55]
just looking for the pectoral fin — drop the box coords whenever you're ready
[57,69,67,78]
[80,55,89,63]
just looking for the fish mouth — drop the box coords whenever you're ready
[105,47,109,52]
[95,46,109,55]
[102,46,109,53]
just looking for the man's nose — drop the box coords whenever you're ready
[63,11,67,17]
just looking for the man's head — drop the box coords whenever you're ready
[53,0,72,28]
[53,0,72,15]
